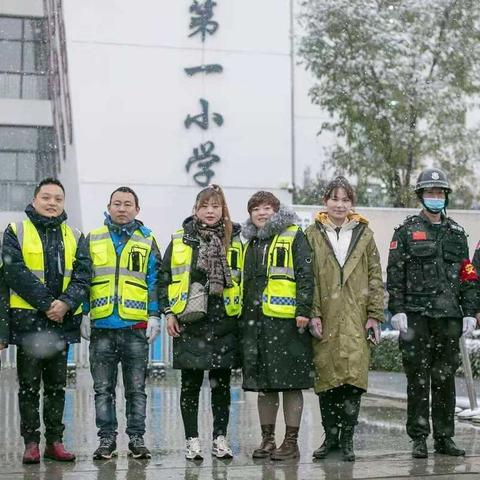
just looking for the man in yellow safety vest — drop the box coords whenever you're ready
[81,186,161,460]
[2,177,91,464]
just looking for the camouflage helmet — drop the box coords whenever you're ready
[414,168,451,193]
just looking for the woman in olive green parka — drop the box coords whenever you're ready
[305,177,384,462]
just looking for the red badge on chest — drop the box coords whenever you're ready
[412,231,427,241]
[389,241,398,250]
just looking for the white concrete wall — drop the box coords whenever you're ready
[62,0,294,246]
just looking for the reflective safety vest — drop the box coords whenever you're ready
[168,229,243,317]
[9,220,82,314]
[245,225,299,319]
[89,225,154,321]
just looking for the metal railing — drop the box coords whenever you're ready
[0,319,173,370]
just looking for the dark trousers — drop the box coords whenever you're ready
[90,328,149,439]
[16,345,69,444]
[399,314,462,440]
[180,368,231,439]
[319,384,363,436]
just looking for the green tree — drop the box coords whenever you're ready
[293,167,329,205]
[298,0,480,207]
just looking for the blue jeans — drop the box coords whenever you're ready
[90,328,149,438]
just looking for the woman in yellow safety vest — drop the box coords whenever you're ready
[159,184,242,461]
[240,191,314,461]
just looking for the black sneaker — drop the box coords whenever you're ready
[412,437,428,458]
[128,435,152,459]
[93,437,117,460]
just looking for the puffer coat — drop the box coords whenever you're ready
[240,206,314,392]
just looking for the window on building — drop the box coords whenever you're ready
[0,16,49,99]
[0,126,57,210]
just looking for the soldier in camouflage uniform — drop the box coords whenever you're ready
[387,168,478,459]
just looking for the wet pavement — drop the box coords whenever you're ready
[1,369,480,479]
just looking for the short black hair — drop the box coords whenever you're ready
[109,186,139,208]
[323,176,356,206]
[34,177,65,197]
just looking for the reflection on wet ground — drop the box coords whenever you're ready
[1,369,480,479]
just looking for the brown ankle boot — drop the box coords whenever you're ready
[270,426,299,460]
[252,424,276,458]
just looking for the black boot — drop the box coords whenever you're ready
[340,388,361,462]
[412,437,428,458]
[252,424,276,459]
[434,437,465,456]
[270,426,299,460]
[313,425,339,459]
[340,426,355,462]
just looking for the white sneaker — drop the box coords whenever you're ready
[185,437,203,460]
[212,435,233,458]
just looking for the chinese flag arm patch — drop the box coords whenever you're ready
[412,231,427,241]
[389,240,398,250]
[459,259,479,282]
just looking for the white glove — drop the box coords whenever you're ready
[391,313,408,333]
[462,316,476,337]
[80,315,91,340]
[146,316,161,344]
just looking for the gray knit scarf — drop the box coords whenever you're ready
[194,218,233,296]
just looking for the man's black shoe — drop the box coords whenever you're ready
[128,435,152,459]
[412,437,428,458]
[93,437,117,460]
[434,438,465,456]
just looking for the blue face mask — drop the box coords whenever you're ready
[423,197,445,213]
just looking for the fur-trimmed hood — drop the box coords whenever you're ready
[242,205,300,240]
[315,211,369,227]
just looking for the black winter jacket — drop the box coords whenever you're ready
[159,217,241,370]
[387,212,477,318]
[239,207,314,392]
[2,205,91,345]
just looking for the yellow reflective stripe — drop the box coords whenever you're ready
[89,232,111,241]
[30,269,45,279]
[131,234,153,247]
[70,227,81,244]
[119,269,146,280]
[12,221,24,245]
[269,266,295,277]
[93,266,146,281]
[278,229,297,237]
[171,265,191,276]
[92,266,115,276]
[172,232,183,240]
